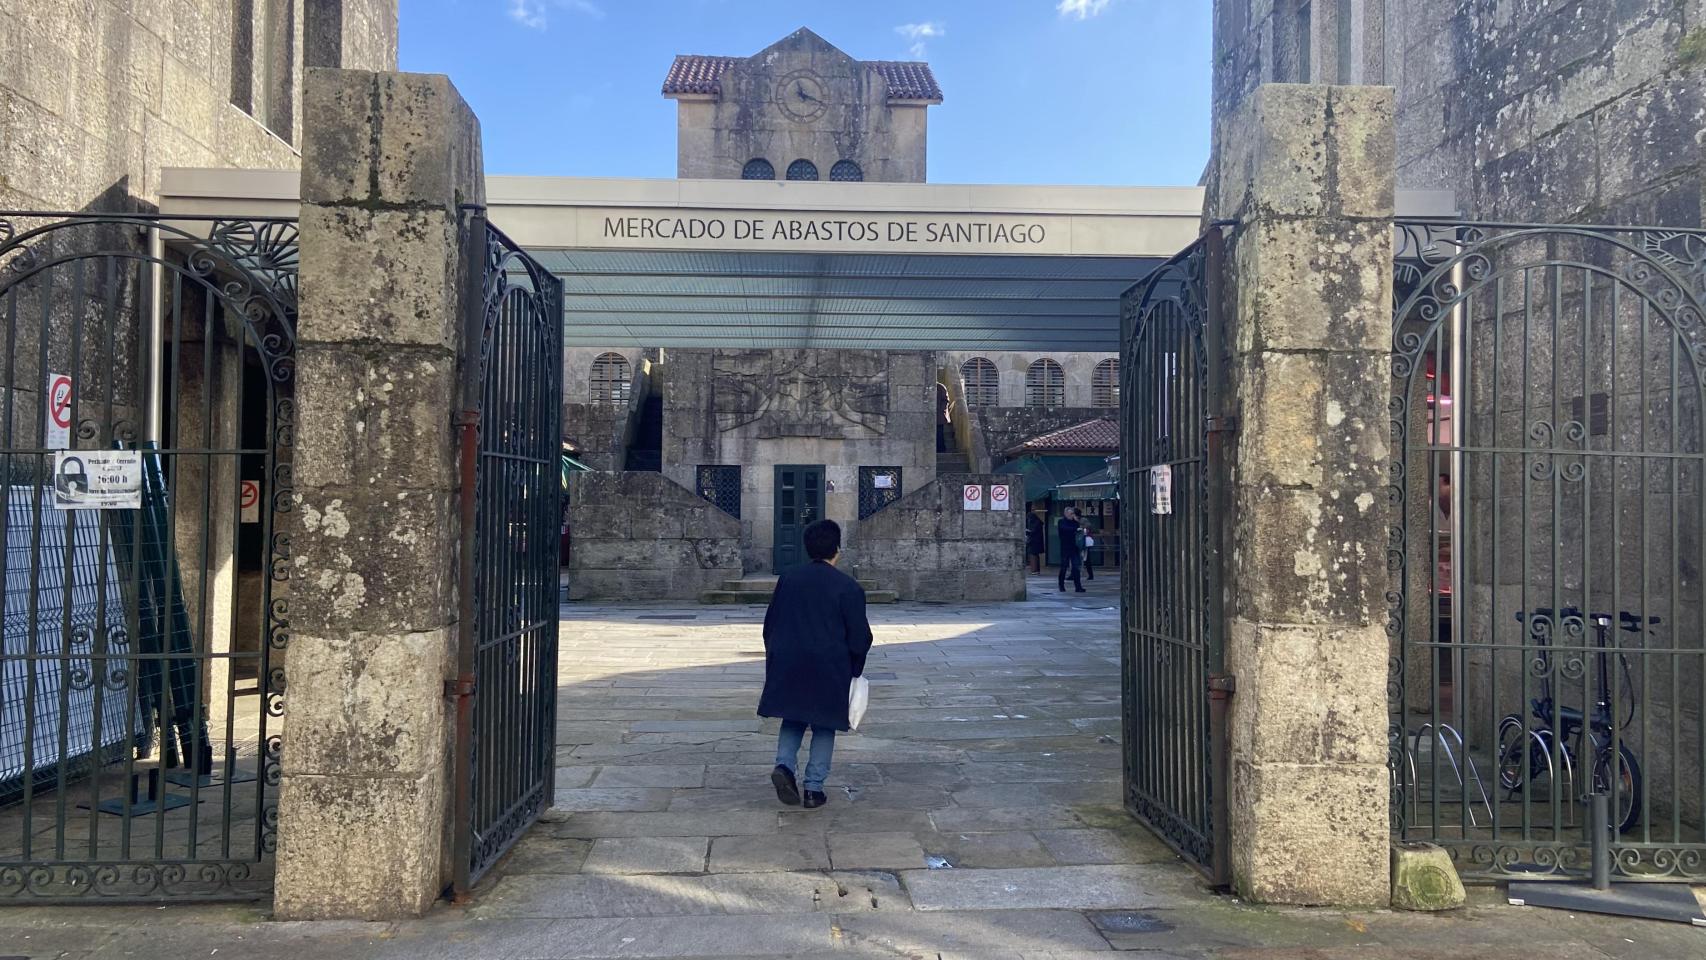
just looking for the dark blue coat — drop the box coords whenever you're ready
[757,560,874,731]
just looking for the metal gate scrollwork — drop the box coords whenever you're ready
[451,211,564,896]
[1390,219,1706,882]
[0,212,296,901]
[1120,227,1231,885]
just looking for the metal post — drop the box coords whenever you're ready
[144,224,164,444]
[1589,792,1611,891]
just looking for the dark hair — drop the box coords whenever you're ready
[803,519,842,561]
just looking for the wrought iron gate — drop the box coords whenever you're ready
[451,213,563,895]
[1390,220,1706,882]
[0,212,295,900]
[1120,230,1230,884]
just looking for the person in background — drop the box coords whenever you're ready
[758,519,874,810]
[1081,516,1096,582]
[1058,507,1085,593]
[936,382,952,453]
[1025,510,1045,574]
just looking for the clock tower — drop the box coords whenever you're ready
[662,28,943,183]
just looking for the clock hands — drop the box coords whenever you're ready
[795,82,822,105]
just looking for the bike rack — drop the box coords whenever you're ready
[1496,718,1578,829]
[1411,723,1496,828]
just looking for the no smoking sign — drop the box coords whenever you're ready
[240,480,261,524]
[44,372,72,450]
[962,483,983,511]
[990,483,1011,511]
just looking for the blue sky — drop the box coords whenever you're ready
[400,1,1210,186]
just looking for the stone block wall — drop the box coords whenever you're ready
[567,471,742,601]
[849,473,1026,602]
[659,347,937,573]
[0,0,396,213]
[1386,0,1706,226]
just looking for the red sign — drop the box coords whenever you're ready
[239,480,261,524]
[44,373,72,449]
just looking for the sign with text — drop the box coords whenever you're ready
[587,209,1072,255]
[1150,464,1173,515]
[53,451,141,510]
[44,372,71,450]
[240,480,261,524]
[962,484,983,511]
[989,484,1011,511]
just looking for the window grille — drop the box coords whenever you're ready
[786,159,819,181]
[742,159,775,180]
[829,160,863,182]
[697,465,741,519]
[1092,358,1119,407]
[961,357,999,407]
[858,467,902,520]
[590,353,631,406]
[1026,359,1065,408]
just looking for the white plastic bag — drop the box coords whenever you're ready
[848,675,870,730]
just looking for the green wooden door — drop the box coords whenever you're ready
[772,465,824,571]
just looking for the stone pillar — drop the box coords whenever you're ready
[1210,83,1395,906]
[273,67,482,920]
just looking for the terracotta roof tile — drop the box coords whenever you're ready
[868,61,943,101]
[1004,418,1120,456]
[662,56,942,102]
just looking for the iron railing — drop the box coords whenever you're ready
[696,465,741,519]
[857,466,901,519]
[1389,219,1706,882]
[451,212,564,896]
[1119,227,1232,885]
[0,211,295,901]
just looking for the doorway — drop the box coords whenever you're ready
[772,464,824,572]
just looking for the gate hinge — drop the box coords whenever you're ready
[454,409,481,428]
[1206,416,1239,434]
[444,676,476,700]
[1208,674,1236,695]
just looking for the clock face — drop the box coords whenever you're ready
[776,71,828,123]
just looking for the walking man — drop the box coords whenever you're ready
[759,519,874,809]
[1025,510,1045,574]
[1058,507,1085,593]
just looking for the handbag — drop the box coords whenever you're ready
[848,675,870,730]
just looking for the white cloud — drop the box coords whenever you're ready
[508,0,604,30]
[1056,0,1112,20]
[895,21,944,58]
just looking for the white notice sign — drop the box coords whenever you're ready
[1150,464,1173,515]
[54,451,142,510]
[873,474,895,489]
[44,373,72,450]
[990,484,1011,511]
[240,480,261,524]
[962,484,983,511]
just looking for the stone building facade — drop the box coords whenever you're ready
[662,28,941,183]
[1213,0,1705,226]
[0,0,398,212]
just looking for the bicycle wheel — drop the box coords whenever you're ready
[1592,743,1643,835]
[1496,716,1533,791]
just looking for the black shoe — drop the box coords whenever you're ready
[802,789,828,809]
[1075,588,1087,593]
[771,765,801,806]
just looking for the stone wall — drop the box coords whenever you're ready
[672,29,929,183]
[0,0,397,212]
[849,474,1026,602]
[567,471,742,601]
[659,347,937,573]
[1386,0,1706,226]
[943,351,1119,410]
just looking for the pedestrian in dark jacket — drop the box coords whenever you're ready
[1058,508,1085,593]
[758,519,874,809]
[1025,511,1045,573]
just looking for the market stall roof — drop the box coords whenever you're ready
[1056,465,1118,500]
[1003,418,1119,458]
[997,454,1110,503]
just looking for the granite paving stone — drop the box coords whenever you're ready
[827,831,929,870]
[707,834,832,873]
[581,837,710,875]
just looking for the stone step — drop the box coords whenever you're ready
[699,588,898,605]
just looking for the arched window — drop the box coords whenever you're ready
[829,160,863,182]
[590,352,632,406]
[741,158,774,180]
[1025,358,1065,408]
[960,357,999,407]
[786,159,819,181]
[1092,358,1119,407]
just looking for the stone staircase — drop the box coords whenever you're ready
[700,575,898,605]
[937,451,971,473]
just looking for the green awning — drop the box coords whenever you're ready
[1056,466,1117,500]
[561,455,591,489]
[994,454,1111,503]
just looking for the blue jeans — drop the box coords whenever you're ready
[776,720,836,791]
